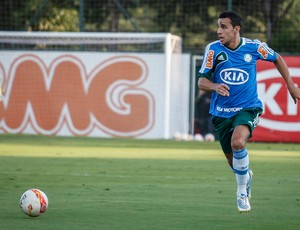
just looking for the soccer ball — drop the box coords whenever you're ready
[204,133,215,142]
[194,133,204,141]
[19,189,48,217]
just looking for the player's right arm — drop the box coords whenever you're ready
[197,42,230,97]
[198,77,230,97]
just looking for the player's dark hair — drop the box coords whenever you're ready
[219,11,243,33]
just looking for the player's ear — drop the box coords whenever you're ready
[234,26,241,33]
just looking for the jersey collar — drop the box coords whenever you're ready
[224,38,243,51]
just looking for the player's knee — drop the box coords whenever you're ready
[231,137,246,151]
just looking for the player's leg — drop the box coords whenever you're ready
[211,116,234,170]
[231,108,262,212]
[231,125,251,212]
[231,125,250,196]
[212,115,251,212]
[224,153,233,169]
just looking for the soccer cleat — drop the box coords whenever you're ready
[237,194,251,213]
[246,169,253,199]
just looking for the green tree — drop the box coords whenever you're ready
[27,0,79,31]
[0,0,39,30]
[0,0,299,53]
[270,0,300,53]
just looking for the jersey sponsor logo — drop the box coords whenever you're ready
[258,44,269,59]
[217,106,242,112]
[205,50,214,69]
[220,68,249,85]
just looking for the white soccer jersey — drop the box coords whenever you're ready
[198,37,277,118]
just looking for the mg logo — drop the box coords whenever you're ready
[220,68,249,85]
[0,54,155,137]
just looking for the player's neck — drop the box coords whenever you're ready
[226,36,241,50]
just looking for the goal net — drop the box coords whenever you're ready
[0,32,190,139]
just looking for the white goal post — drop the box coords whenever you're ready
[0,31,178,45]
[0,32,190,139]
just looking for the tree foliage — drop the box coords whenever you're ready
[0,0,299,53]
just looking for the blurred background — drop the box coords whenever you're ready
[1,0,300,54]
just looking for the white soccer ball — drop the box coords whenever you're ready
[181,133,192,141]
[204,133,215,142]
[20,189,48,217]
[173,132,182,141]
[194,133,204,141]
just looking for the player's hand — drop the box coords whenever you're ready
[216,83,230,96]
[289,85,300,104]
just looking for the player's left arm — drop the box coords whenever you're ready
[273,53,300,104]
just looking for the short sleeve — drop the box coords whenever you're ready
[256,41,277,62]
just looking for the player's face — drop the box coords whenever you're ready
[217,18,240,48]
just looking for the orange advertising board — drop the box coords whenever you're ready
[0,53,155,137]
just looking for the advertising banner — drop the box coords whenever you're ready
[0,51,190,139]
[252,56,300,142]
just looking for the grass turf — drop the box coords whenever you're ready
[0,134,299,230]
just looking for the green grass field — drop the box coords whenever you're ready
[0,134,299,230]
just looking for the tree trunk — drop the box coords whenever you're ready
[108,0,119,32]
[263,0,272,42]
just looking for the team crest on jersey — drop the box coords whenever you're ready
[220,68,249,85]
[244,53,252,62]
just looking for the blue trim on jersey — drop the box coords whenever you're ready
[198,38,277,118]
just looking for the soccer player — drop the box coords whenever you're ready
[198,11,300,212]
